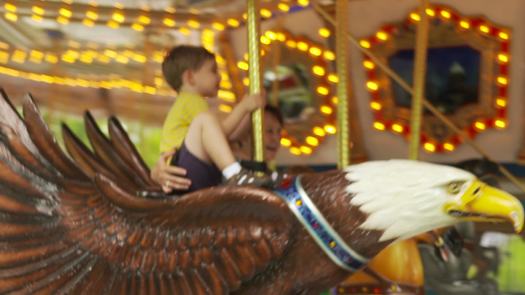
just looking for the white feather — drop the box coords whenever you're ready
[344,160,475,241]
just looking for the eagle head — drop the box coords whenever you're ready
[344,160,524,242]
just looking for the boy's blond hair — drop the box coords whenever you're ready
[162,45,215,92]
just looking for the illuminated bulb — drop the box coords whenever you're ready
[32,6,44,15]
[297,41,308,51]
[495,97,507,108]
[324,124,336,134]
[212,22,225,31]
[373,121,385,131]
[494,119,506,129]
[107,20,119,29]
[115,55,129,63]
[179,27,190,35]
[32,15,43,22]
[57,16,69,24]
[218,90,235,102]
[280,138,292,147]
[59,8,72,18]
[131,23,144,31]
[218,104,232,113]
[45,54,58,63]
[320,105,333,115]
[316,86,329,96]
[363,60,375,69]
[138,15,150,24]
[479,25,490,34]
[4,3,16,12]
[497,53,509,63]
[497,76,508,86]
[392,123,404,133]
[309,47,322,57]
[366,81,379,91]
[306,136,319,146]
[376,31,388,41]
[265,30,276,39]
[313,127,326,137]
[260,9,272,18]
[5,13,18,22]
[298,0,309,6]
[498,31,509,40]
[163,18,175,27]
[319,28,331,38]
[260,36,271,45]
[220,80,232,89]
[227,18,239,27]
[424,142,436,152]
[187,20,200,29]
[0,51,9,64]
[278,3,290,12]
[331,96,338,104]
[323,50,335,61]
[474,121,486,131]
[425,8,435,16]
[12,50,26,63]
[328,74,339,83]
[286,40,296,48]
[370,101,382,111]
[443,142,455,151]
[237,61,248,71]
[290,147,301,155]
[459,20,470,29]
[312,65,325,76]
[410,12,421,22]
[83,19,95,26]
[112,11,125,23]
[359,40,371,48]
[300,146,312,154]
[440,10,451,19]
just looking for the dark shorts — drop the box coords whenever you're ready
[170,142,222,192]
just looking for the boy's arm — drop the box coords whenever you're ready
[219,92,265,139]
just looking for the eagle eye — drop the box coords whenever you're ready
[447,181,463,194]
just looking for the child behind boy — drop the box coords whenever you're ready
[159,45,270,193]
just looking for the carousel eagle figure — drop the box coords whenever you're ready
[0,90,523,294]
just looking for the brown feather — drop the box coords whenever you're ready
[108,116,157,187]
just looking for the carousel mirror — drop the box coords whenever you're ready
[362,5,510,152]
[263,63,315,122]
[237,30,337,155]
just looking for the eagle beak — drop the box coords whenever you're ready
[444,180,524,233]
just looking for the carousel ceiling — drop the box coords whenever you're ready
[0,0,316,122]
[0,0,307,79]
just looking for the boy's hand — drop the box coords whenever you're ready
[151,149,191,192]
[241,91,266,112]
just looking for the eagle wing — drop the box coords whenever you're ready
[0,90,294,294]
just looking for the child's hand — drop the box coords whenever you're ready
[241,91,266,112]
[151,149,191,192]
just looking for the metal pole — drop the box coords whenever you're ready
[247,0,264,164]
[409,0,430,160]
[336,0,350,168]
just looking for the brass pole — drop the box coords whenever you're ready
[336,0,350,168]
[313,3,525,193]
[247,0,264,164]
[409,0,430,160]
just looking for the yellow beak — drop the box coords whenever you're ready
[444,180,524,233]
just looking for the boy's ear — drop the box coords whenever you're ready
[182,69,194,85]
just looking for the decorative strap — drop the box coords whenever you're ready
[274,176,368,271]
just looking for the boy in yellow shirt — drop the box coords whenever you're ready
[159,45,269,192]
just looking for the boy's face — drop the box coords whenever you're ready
[192,58,220,98]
